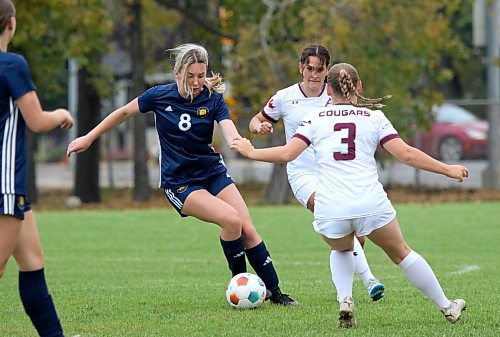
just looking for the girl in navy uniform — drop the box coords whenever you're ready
[0,1,74,336]
[67,43,298,306]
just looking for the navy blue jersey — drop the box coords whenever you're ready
[138,83,231,188]
[0,51,35,195]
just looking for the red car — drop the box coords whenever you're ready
[414,103,488,161]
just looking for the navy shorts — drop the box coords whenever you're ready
[0,194,32,220]
[163,172,235,217]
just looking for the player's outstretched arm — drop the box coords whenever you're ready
[231,137,307,163]
[384,137,469,182]
[66,98,140,157]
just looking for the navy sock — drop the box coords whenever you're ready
[220,237,247,276]
[19,269,64,337]
[245,241,279,293]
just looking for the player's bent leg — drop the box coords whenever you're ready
[0,215,22,278]
[215,183,261,247]
[183,189,246,275]
[366,217,410,264]
[397,250,458,319]
[368,218,463,322]
[183,189,242,240]
[217,184,299,306]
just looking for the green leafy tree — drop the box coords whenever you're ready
[219,0,473,203]
[11,0,111,203]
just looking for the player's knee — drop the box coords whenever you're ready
[388,243,412,264]
[241,222,261,243]
[220,209,242,232]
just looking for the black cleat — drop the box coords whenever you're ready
[266,289,299,306]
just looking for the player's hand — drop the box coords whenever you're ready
[231,137,255,157]
[67,136,92,157]
[57,109,74,129]
[445,165,469,182]
[257,121,273,135]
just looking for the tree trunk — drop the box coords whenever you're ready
[265,164,292,204]
[264,128,292,204]
[74,67,101,202]
[128,0,151,202]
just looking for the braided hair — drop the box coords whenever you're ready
[327,63,391,109]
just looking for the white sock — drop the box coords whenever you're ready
[330,250,355,302]
[398,250,451,309]
[353,237,376,289]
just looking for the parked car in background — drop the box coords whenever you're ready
[414,103,489,161]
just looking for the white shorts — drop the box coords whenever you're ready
[313,208,397,239]
[288,172,318,207]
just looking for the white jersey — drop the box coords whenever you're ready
[261,83,331,178]
[295,104,400,220]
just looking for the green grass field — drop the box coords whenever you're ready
[1,201,499,337]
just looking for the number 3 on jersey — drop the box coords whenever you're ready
[178,113,192,131]
[334,123,356,160]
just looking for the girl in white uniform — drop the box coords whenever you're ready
[249,44,384,301]
[234,62,467,328]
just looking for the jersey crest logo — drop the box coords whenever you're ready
[197,107,209,118]
[165,106,173,111]
[268,99,276,109]
[17,196,25,210]
[176,186,188,193]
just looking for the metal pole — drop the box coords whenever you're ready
[482,0,500,189]
[68,58,78,169]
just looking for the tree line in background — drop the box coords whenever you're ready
[10,0,483,204]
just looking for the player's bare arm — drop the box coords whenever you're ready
[17,91,73,132]
[67,98,140,156]
[384,137,468,182]
[219,119,244,147]
[231,137,307,163]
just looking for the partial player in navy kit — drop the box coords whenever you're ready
[0,1,74,336]
[67,43,298,306]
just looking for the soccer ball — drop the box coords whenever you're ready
[226,272,266,309]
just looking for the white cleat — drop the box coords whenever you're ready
[441,299,466,324]
[337,296,356,328]
[367,278,385,301]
